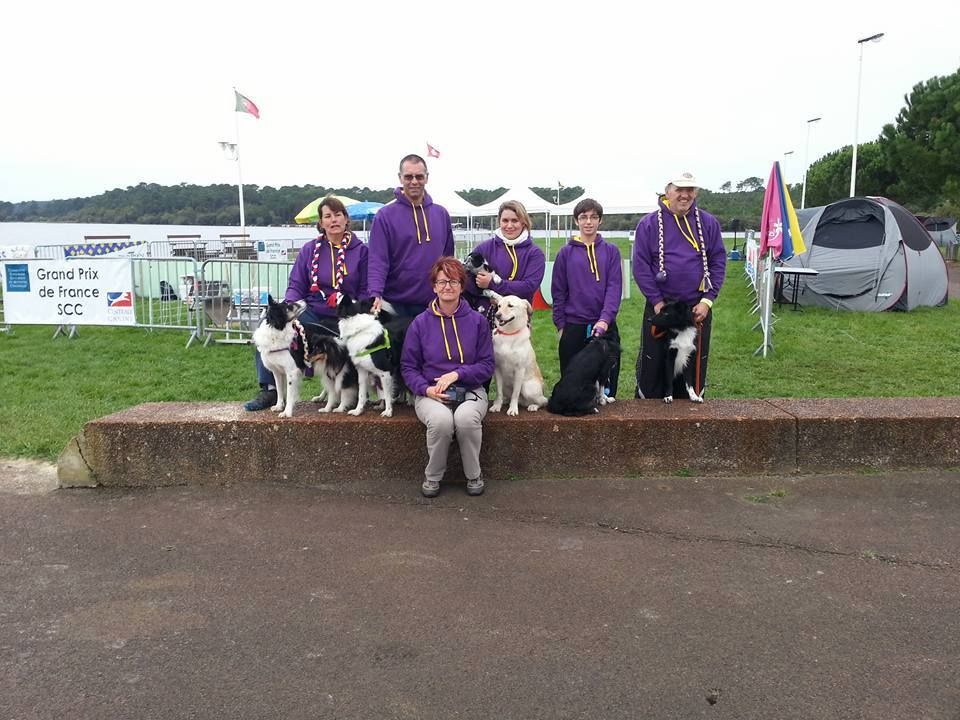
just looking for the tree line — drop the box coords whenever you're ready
[2,68,956,232]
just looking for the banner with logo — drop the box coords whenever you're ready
[1,258,136,325]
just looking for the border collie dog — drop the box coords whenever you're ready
[336,293,412,417]
[650,301,703,404]
[251,295,307,418]
[462,251,502,313]
[300,334,359,414]
[547,335,621,416]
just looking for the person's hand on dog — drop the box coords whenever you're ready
[692,302,709,324]
[654,301,665,315]
[592,320,608,336]
[476,271,493,289]
[371,296,382,315]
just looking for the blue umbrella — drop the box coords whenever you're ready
[347,201,384,220]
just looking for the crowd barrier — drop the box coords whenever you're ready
[6,231,638,347]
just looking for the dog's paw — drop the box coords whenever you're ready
[310,394,326,403]
[690,395,704,403]
[507,405,519,416]
[663,396,674,404]
[489,403,502,413]
[332,406,346,413]
[526,404,540,412]
[271,403,285,412]
[318,406,331,413]
[281,409,294,418]
[380,408,393,418]
[348,408,364,417]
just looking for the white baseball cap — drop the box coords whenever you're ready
[669,172,698,189]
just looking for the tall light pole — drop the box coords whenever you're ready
[801,116,821,209]
[783,150,794,185]
[850,32,884,198]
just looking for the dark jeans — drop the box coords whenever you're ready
[254,308,339,387]
[635,301,713,399]
[557,320,621,397]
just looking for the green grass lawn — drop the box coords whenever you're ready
[2,265,958,462]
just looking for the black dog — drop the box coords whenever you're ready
[293,331,360,414]
[547,335,621,416]
[650,301,702,404]
[461,251,502,315]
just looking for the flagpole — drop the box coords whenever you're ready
[233,90,246,237]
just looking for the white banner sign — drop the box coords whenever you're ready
[1,259,136,325]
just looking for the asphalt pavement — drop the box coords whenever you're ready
[2,465,959,719]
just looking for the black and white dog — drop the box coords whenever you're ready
[650,301,703,404]
[302,334,360,414]
[546,335,621,416]
[252,295,307,418]
[462,251,501,313]
[336,293,412,417]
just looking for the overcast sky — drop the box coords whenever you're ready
[2,0,958,206]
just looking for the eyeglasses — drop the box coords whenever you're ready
[577,214,601,222]
[434,279,461,288]
[401,174,427,182]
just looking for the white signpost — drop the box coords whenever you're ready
[1,258,135,326]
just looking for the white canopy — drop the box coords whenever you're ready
[471,186,562,216]
[424,183,479,218]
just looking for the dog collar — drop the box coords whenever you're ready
[494,326,522,336]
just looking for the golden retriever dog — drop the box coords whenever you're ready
[487,292,549,416]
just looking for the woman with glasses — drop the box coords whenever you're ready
[550,198,623,399]
[465,199,546,314]
[401,257,495,498]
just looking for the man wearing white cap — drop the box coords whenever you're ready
[631,172,727,399]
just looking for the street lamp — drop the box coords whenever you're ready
[850,32,884,197]
[782,150,794,184]
[801,116,821,209]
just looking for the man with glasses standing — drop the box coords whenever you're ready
[551,198,623,399]
[368,154,455,317]
[632,172,726,400]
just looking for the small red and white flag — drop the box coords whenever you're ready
[234,90,260,119]
[426,142,440,159]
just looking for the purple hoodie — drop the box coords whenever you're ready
[464,233,546,310]
[367,188,455,306]
[284,233,368,317]
[632,198,726,306]
[401,298,494,396]
[551,234,622,329]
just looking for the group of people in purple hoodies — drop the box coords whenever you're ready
[245,155,726,497]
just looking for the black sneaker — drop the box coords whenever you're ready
[244,388,277,411]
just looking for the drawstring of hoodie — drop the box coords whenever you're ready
[504,243,518,280]
[412,204,431,244]
[582,241,600,282]
[431,300,464,362]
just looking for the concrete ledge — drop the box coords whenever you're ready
[67,397,960,488]
[768,398,960,472]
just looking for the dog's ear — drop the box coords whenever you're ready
[525,300,533,319]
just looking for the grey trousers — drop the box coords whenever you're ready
[414,388,489,483]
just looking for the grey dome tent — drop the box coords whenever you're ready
[918,215,958,260]
[783,196,949,311]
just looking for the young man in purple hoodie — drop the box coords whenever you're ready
[368,154,455,317]
[551,198,623,398]
[632,172,726,400]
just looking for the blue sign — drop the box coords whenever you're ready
[4,264,30,292]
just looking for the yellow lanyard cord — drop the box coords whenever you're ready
[586,242,600,281]
[432,300,464,362]
[412,204,431,244]
[673,213,699,251]
[505,243,519,280]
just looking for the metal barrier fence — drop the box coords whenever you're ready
[197,258,294,345]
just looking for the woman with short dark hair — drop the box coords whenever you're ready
[401,257,495,497]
